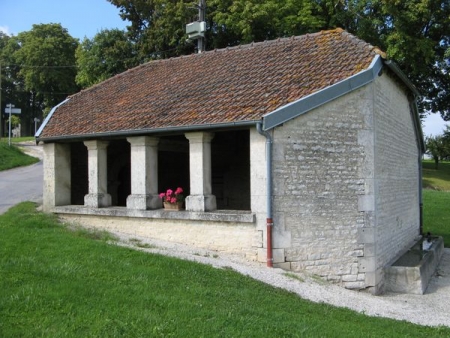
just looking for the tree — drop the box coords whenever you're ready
[107,0,194,60]
[377,0,450,121]
[426,135,449,169]
[4,24,79,135]
[442,125,450,160]
[0,32,23,138]
[76,29,138,88]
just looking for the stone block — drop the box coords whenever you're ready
[357,227,374,243]
[185,194,216,212]
[126,194,162,210]
[84,193,111,208]
[274,262,292,270]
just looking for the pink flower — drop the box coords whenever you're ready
[166,189,173,196]
[159,193,165,199]
[175,187,183,195]
[170,197,177,204]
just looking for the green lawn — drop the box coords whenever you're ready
[423,190,450,247]
[422,160,450,246]
[0,139,39,171]
[1,202,449,337]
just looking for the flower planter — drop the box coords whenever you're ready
[164,202,184,211]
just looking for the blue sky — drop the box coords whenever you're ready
[0,0,128,40]
[0,0,448,136]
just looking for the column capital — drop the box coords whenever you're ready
[127,136,159,147]
[84,140,109,151]
[184,131,214,143]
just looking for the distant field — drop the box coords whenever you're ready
[422,160,450,191]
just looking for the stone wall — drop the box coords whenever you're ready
[58,213,260,260]
[269,72,421,293]
[372,73,421,292]
[271,85,369,287]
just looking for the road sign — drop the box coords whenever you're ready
[4,108,21,114]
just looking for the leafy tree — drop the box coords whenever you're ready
[14,24,79,108]
[426,135,449,168]
[3,24,79,135]
[377,0,450,121]
[7,115,20,128]
[0,32,24,138]
[107,0,193,60]
[76,29,138,88]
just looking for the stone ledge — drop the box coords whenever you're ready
[53,205,256,224]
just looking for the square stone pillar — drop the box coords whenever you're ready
[126,136,162,210]
[84,140,111,208]
[43,143,71,212]
[184,132,216,211]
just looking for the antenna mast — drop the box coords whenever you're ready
[186,0,206,53]
[197,0,206,53]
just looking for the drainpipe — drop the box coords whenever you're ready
[256,122,273,267]
[419,154,423,235]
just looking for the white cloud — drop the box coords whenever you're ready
[0,26,11,35]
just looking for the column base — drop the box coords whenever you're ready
[185,195,216,212]
[84,193,112,208]
[126,194,162,210]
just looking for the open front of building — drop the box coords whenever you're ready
[37,29,424,294]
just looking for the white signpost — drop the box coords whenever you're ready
[5,103,21,146]
[34,117,41,135]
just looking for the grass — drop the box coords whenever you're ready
[422,160,450,191]
[422,160,450,247]
[0,139,39,171]
[1,203,449,337]
[422,190,450,247]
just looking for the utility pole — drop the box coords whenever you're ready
[198,0,206,53]
[7,103,13,146]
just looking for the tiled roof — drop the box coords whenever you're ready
[38,28,384,140]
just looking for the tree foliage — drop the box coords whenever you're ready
[0,24,78,136]
[426,126,450,168]
[14,24,79,108]
[76,29,138,88]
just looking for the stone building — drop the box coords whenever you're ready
[36,29,424,294]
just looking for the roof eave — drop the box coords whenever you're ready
[262,54,384,130]
[36,120,259,143]
[35,98,70,139]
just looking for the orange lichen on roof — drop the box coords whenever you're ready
[39,29,381,139]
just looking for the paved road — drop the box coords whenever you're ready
[0,145,43,214]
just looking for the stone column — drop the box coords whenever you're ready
[126,136,162,210]
[43,143,71,212]
[184,132,216,211]
[84,140,111,208]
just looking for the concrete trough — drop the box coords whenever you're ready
[384,236,444,294]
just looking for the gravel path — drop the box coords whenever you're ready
[19,141,449,328]
[98,229,450,328]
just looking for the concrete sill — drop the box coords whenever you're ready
[53,205,256,224]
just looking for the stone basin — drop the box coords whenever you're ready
[384,236,444,294]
